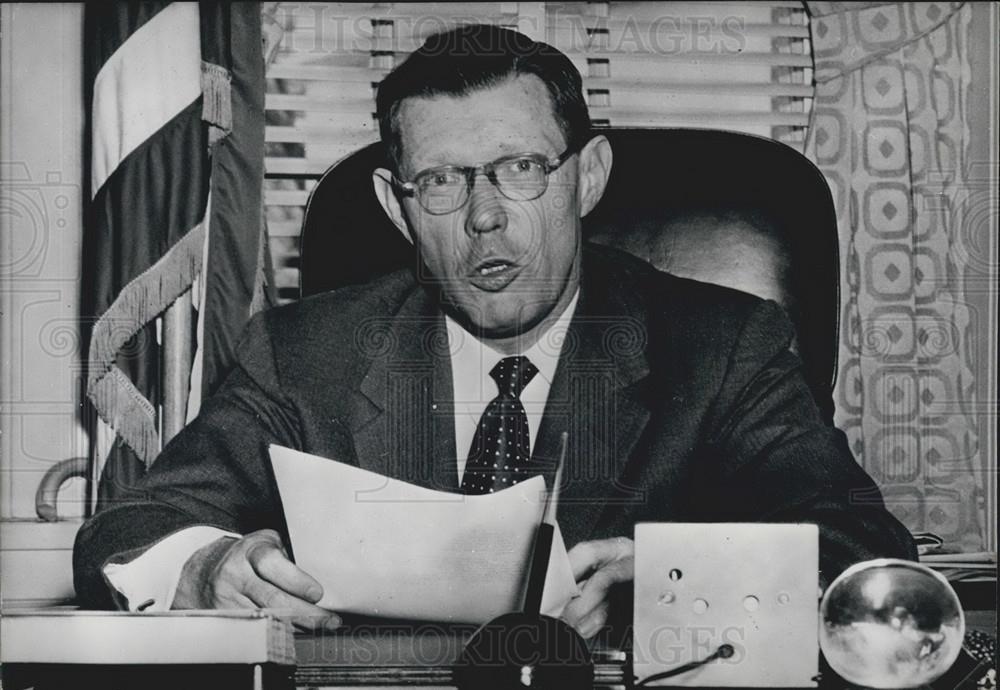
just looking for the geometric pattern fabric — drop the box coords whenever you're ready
[805,2,985,551]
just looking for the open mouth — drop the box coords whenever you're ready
[478,260,511,276]
[469,259,519,290]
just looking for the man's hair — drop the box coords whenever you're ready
[375,24,591,174]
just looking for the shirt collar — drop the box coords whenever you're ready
[445,288,581,402]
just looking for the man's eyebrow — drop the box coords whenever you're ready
[413,144,547,171]
[407,151,463,172]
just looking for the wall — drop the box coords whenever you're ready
[1,2,86,605]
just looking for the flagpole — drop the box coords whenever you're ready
[161,291,193,447]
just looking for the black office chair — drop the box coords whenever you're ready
[299,128,840,421]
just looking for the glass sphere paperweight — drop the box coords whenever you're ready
[819,558,965,688]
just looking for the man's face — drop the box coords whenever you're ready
[389,75,584,338]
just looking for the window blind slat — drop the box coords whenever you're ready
[590,110,811,127]
[587,81,813,96]
[547,21,809,41]
[591,121,766,138]
[268,75,812,98]
[279,3,514,21]
[561,50,811,67]
[268,220,305,238]
[268,64,382,81]
[267,157,353,176]
[264,189,312,206]
[555,1,803,16]
[272,266,300,289]
[267,107,807,140]
[266,94,377,113]
[265,126,378,144]
[282,30,494,54]
[270,51,390,70]
[268,69,811,90]
[269,81,375,102]
[285,20,810,52]
[269,67,811,89]
[267,91,812,116]
[273,44,812,68]
[595,95,769,113]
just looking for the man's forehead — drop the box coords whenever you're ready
[393,75,565,170]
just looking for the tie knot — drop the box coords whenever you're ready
[490,355,538,399]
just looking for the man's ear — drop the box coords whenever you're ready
[576,135,613,218]
[373,168,414,245]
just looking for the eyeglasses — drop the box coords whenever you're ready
[393,147,577,215]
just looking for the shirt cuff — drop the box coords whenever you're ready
[102,526,240,611]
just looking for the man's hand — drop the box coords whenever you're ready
[562,537,634,639]
[172,529,341,633]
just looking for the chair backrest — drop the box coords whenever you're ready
[299,128,839,420]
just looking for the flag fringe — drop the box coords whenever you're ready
[89,367,159,466]
[87,224,206,465]
[201,61,232,146]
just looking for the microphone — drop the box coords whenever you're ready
[454,433,594,689]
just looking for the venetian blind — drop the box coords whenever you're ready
[264,2,813,302]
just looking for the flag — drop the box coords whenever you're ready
[83,2,271,502]
[197,2,273,400]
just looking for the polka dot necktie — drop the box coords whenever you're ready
[461,355,539,495]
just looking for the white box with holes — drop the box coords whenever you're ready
[633,523,819,687]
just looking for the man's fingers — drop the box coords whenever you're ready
[213,572,341,633]
[563,586,611,636]
[562,556,634,631]
[575,600,610,640]
[561,594,592,628]
[567,541,598,581]
[191,530,339,632]
[590,556,634,589]
[246,537,324,603]
[243,578,341,632]
[210,587,258,611]
[292,615,343,634]
[567,537,634,581]
[563,565,619,623]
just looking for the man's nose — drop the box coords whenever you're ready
[465,174,508,235]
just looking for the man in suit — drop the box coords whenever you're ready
[74,24,915,638]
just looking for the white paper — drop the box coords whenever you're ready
[269,444,579,623]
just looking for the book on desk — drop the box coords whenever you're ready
[1,610,297,690]
[0,609,295,665]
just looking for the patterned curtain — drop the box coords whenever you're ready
[803,2,983,552]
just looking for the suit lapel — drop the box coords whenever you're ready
[532,258,652,548]
[347,248,653,532]
[351,286,459,492]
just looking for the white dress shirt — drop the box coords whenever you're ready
[104,290,580,611]
[447,289,578,481]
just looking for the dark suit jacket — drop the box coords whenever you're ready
[74,244,915,608]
